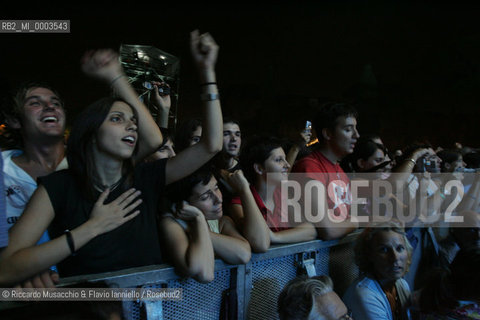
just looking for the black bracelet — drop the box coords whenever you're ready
[199,82,217,87]
[109,74,125,87]
[65,229,76,256]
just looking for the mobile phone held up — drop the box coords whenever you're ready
[305,120,312,135]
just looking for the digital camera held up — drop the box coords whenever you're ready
[142,81,171,95]
[417,156,440,173]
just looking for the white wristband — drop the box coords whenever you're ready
[200,93,220,101]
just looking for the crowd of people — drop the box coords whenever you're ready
[0,30,479,319]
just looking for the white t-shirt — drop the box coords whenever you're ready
[2,149,68,244]
[0,152,7,248]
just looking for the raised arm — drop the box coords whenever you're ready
[226,170,271,252]
[166,30,223,185]
[81,49,163,162]
[389,148,431,192]
[150,81,172,129]
[286,129,311,170]
[0,186,142,286]
[158,202,214,283]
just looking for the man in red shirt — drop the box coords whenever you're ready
[292,102,360,240]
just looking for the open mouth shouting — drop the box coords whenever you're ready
[228,143,238,151]
[121,135,137,147]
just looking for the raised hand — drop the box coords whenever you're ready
[174,201,204,221]
[81,49,124,83]
[89,188,142,235]
[150,81,171,109]
[299,128,312,145]
[225,170,250,194]
[13,270,59,288]
[416,147,435,159]
[190,30,219,71]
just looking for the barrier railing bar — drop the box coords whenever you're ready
[235,264,246,320]
[0,231,362,316]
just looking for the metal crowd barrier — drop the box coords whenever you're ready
[1,231,363,319]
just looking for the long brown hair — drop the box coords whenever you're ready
[67,97,137,200]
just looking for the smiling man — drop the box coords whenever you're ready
[291,102,360,240]
[0,82,68,287]
[2,82,68,238]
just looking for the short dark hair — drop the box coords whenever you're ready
[159,127,174,148]
[313,101,358,144]
[360,132,381,142]
[174,118,202,152]
[436,149,461,171]
[223,116,240,127]
[347,138,386,172]
[166,164,215,204]
[240,135,285,183]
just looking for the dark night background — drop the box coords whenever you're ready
[1,1,480,151]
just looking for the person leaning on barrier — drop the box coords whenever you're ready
[277,274,352,320]
[160,165,251,282]
[0,29,223,286]
[1,80,69,288]
[343,221,413,320]
[291,101,360,240]
[227,135,316,253]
